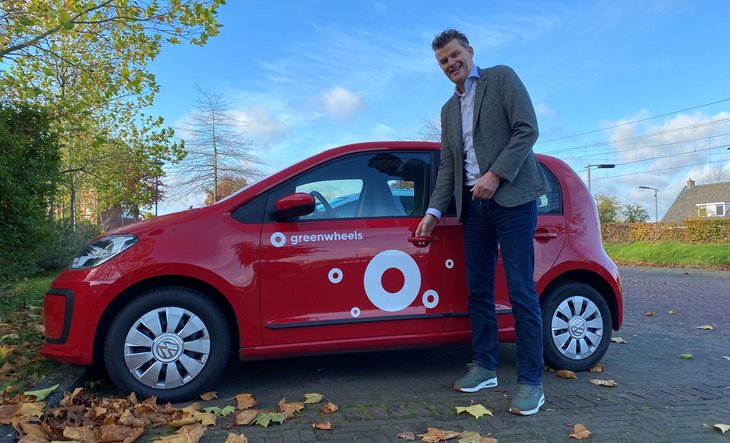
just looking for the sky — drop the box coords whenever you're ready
[149,0,730,220]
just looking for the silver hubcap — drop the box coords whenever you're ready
[550,295,603,360]
[123,307,210,389]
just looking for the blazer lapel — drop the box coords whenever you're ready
[445,95,464,159]
[472,68,488,133]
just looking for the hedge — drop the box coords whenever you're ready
[601,219,730,244]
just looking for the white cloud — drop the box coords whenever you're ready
[231,107,290,144]
[370,122,395,140]
[535,103,556,118]
[320,86,363,119]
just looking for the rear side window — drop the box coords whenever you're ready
[537,164,562,215]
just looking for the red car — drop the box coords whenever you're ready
[42,141,622,402]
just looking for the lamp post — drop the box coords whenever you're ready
[639,186,659,223]
[585,163,615,192]
[153,160,164,216]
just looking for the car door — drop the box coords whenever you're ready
[442,162,568,334]
[259,151,446,345]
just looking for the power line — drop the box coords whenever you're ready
[537,97,730,145]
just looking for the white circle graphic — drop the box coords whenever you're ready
[328,268,343,284]
[270,232,286,248]
[445,259,454,269]
[364,249,421,312]
[351,307,360,318]
[422,290,439,309]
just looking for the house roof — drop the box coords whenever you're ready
[663,179,730,222]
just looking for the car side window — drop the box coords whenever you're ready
[267,151,431,221]
[537,163,562,215]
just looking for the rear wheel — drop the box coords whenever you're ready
[104,286,230,402]
[541,282,612,372]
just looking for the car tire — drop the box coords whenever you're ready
[541,281,612,372]
[104,286,230,402]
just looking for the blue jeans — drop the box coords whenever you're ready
[462,193,543,386]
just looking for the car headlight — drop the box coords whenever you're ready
[71,234,138,269]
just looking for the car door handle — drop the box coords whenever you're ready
[408,235,438,247]
[534,228,558,241]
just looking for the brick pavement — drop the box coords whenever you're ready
[4,266,730,442]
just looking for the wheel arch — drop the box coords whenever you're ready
[92,275,240,366]
[539,270,620,331]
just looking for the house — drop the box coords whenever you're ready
[663,179,730,222]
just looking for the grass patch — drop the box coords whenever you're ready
[0,274,59,393]
[604,242,730,269]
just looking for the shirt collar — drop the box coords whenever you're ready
[454,65,480,97]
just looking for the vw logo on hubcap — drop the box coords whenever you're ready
[569,317,587,339]
[152,333,184,363]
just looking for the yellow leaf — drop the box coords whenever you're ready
[569,423,592,440]
[589,363,605,373]
[0,345,15,359]
[224,433,249,443]
[668,309,677,315]
[679,353,693,359]
[611,337,626,344]
[457,431,482,443]
[253,412,285,428]
[199,391,217,401]
[312,421,332,430]
[714,423,730,434]
[454,404,493,419]
[696,325,714,330]
[235,393,256,410]
[23,383,59,401]
[556,369,578,379]
[589,379,617,387]
[303,393,324,404]
[418,427,461,442]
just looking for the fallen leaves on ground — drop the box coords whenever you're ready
[312,420,332,430]
[569,423,592,439]
[611,337,627,344]
[589,379,617,387]
[458,431,498,443]
[277,397,305,419]
[253,412,285,428]
[22,384,59,402]
[556,369,578,379]
[303,393,324,404]
[679,353,693,359]
[454,404,493,419]
[320,401,338,414]
[235,393,257,410]
[397,431,416,440]
[418,427,461,442]
[645,311,656,317]
[199,391,218,401]
[713,423,730,434]
[668,309,677,315]
[589,363,605,373]
[224,432,249,443]
[723,356,730,361]
[696,325,714,330]
[235,409,258,426]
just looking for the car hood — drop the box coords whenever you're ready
[106,208,203,235]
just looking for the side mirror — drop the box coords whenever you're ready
[274,193,315,220]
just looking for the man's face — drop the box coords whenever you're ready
[435,39,474,92]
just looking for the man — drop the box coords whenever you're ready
[415,29,549,416]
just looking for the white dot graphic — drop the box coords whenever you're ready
[270,232,286,248]
[364,249,421,312]
[351,307,361,318]
[445,259,454,269]
[328,268,343,284]
[422,290,439,309]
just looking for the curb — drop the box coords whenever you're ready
[1,364,86,443]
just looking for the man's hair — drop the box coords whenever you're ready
[432,29,470,50]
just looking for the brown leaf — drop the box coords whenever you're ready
[589,379,617,387]
[312,421,332,430]
[235,410,258,426]
[714,423,730,434]
[610,337,626,344]
[118,409,145,428]
[59,387,85,406]
[397,431,416,440]
[589,363,605,373]
[98,424,144,443]
[569,423,592,440]
[418,427,461,442]
[63,425,98,441]
[235,393,256,410]
[668,309,677,315]
[224,433,249,443]
[199,391,218,401]
[277,398,304,419]
[156,423,207,443]
[320,401,338,414]
[0,404,21,425]
[556,369,577,379]
[645,311,655,317]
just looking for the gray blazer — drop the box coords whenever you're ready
[428,65,549,220]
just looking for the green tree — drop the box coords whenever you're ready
[1,0,224,224]
[594,194,621,225]
[0,105,60,281]
[622,203,650,223]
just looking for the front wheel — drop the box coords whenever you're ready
[104,287,230,402]
[541,282,612,372]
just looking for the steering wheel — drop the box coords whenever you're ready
[309,191,336,218]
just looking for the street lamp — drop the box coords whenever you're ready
[585,163,615,192]
[153,160,164,216]
[639,186,659,222]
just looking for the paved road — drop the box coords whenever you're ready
[6,266,730,442]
